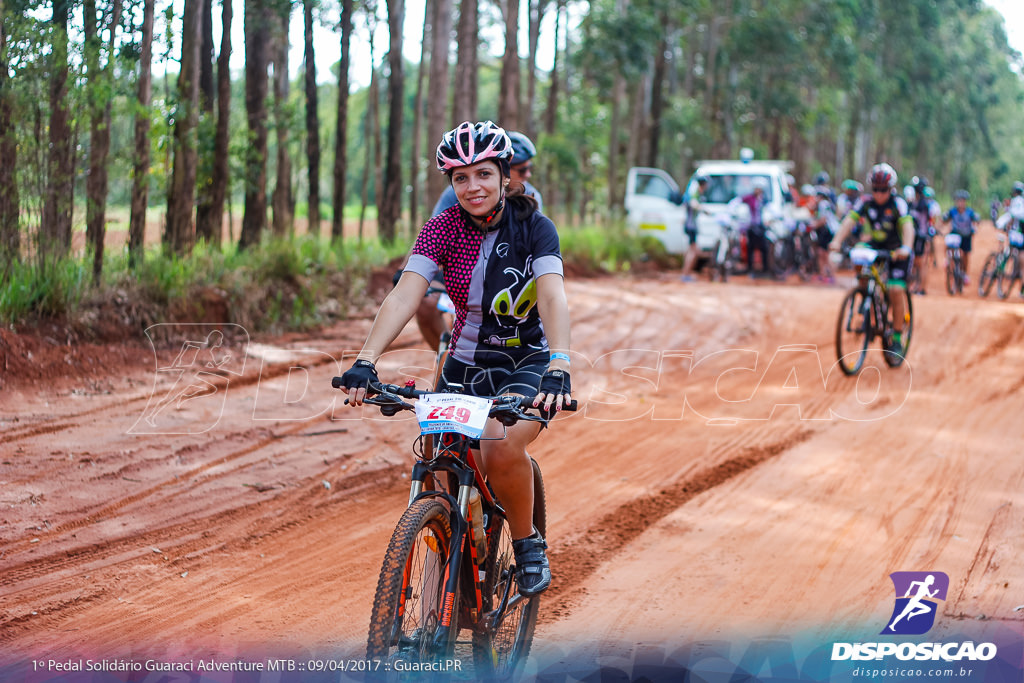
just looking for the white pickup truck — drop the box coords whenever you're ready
[624,156,799,255]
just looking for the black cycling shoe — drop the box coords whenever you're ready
[512,533,551,597]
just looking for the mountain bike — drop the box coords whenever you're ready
[977,232,1012,297]
[943,233,965,296]
[707,213,742,282]
[995,229,1023,299]
[331,377,575,679]
[835,245,914,376]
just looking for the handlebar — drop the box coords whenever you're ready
[330,378,578,424]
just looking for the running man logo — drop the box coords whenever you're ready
[881,571,949,635]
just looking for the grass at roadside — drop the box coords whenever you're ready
[1,220,666,337]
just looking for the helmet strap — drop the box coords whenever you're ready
[465,183,508,233]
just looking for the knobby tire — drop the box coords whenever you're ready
[883,288,913,368]
[997,253,1021,299]
[978,253,998,297]
[366,499,458,670]
[470,459,546,680]
[836,288,871,376]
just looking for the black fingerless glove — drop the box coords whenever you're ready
[538,368,571,397]
[340,359,379,392]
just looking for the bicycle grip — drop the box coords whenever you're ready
[331,376,345,389]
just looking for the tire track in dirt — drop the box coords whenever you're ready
[0,461,410,643]
[541,427,813,621]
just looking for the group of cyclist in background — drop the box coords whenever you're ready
[763,168,1024,303]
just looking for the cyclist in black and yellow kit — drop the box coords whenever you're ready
[829,163,915,354]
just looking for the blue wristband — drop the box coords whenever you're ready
[550,352,571,366]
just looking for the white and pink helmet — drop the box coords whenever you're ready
[436,121,514,174]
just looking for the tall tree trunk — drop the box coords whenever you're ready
[359,27,379,242]
[647,30,668,169]
[271,4,293,238]
[303,0,321,238]
[542,0,562,215]
[426,0,452,210]
[543,0,561,136]
[499,0,520,129]
[606,75,626,211]
[194,0,219,242]
[165,0,201,257]
[410,1,430,229]
[85,0,122,281]
[452,0,477,122]
[43,0,74,260]
[240,0,271,250]
[331,0,353,241]
[129,0,156,267]
[204,0,232,247]
[0,9,20,261]
[524,0,544,140]
[378,0,404,242]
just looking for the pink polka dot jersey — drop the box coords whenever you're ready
[408,204,563,363]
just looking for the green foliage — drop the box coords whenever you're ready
[0,233,409,334]
[558,222,661,273]
[0,257,90,323]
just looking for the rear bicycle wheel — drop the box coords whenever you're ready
[997,253,1020,299]
[471,460,546,680]
[836,288,871,376]
[883,288,913,368]
[367,499,459,667]
[978,254,998,297]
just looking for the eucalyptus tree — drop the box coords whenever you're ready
[128,0,156,266]
[331,0,353,241]
[240,0,272,249]
[304,0,321,237]
[165,0,201,257]
[377,0,404,242]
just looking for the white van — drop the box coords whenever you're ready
[624,157,797,255]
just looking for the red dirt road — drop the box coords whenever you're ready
[1,233,1023,680]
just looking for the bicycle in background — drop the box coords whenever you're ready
[977,228,1023,299]
[943,233,965,296]
[835,245,914,375]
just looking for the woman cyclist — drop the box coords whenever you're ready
[829,163,915,354]
[338,121,572,598]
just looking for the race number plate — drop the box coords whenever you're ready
[414,393,492,438]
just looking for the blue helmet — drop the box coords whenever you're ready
[508,131,537,165]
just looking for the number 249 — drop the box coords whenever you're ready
[427,405,472,424]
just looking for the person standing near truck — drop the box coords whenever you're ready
[680,175,710,282]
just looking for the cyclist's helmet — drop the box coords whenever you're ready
[436,121,514,174]
[695,174,709,185]
[814,171,830,185]
[507,131,537,165]
[1012,181,1024,196]
[800,184,816,197]
[841,179,863,193]
[868,163,897,192]
[923,187,935,199]
[953,190,970,200]
[912,175,929,191]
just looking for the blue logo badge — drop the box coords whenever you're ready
[882,572,949,635]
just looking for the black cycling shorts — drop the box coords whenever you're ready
[436,352,548,399]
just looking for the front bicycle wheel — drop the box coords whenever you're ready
[367,499,459,667]
[946,258,963,295]
[978,253,998,297]
[471,460,546,680]
[836,288,871,376]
